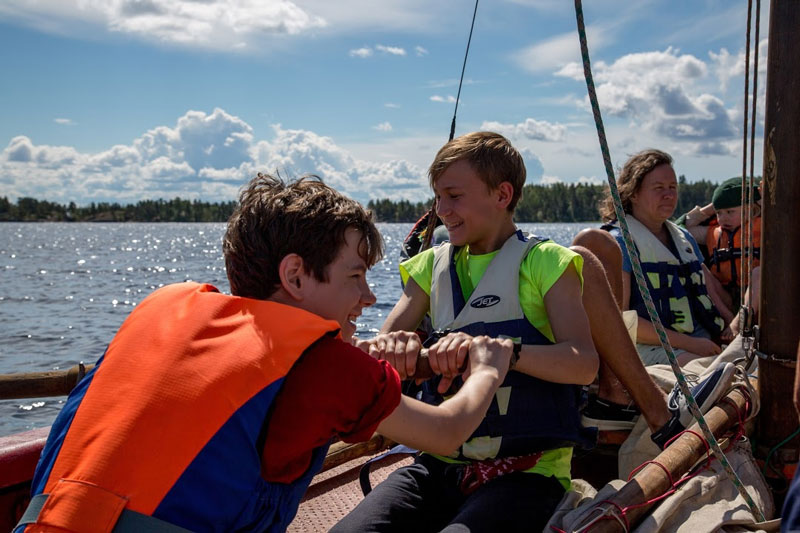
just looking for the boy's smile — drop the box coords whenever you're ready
[433,160,514,255]
[300,228,376,342]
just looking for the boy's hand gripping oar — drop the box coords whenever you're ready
[411,348,471,381]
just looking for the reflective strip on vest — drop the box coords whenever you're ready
[621,217,724,336]
[28,282,340,533]
[426,230,595,460]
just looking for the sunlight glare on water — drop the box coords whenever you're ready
[0,221,587,436]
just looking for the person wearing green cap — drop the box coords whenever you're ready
[681,177,761,340]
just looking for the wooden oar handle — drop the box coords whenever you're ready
[0,363,94,400]
[410,348,468,381]
[0,347,463,399]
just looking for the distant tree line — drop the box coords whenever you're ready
[369,176,725,223]
[0,197,237,222]
[0,177,736,223]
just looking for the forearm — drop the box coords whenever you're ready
[636,318,693,350]
[376,367,503,456]
[380,279,429,333]
[703,265,734,321]
[513,340,598,385]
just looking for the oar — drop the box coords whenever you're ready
[321,433,398,473]
[0,363,94,400]
[0,349,458,401]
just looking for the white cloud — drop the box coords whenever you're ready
[0,108,428,205]
[430,95,456,103]
[481,118,566,142]
[540,175,562,185]
[519,147,544,183]
[513,25,608,74]
[577,175,603,185]
[709,38,768,94]
[414,45,428,56]
[375,44,406,56]
[1,0,328,52]
[349,46,372,58]
[384,103,400,109]
[54,118,75,125]
[557,47,740,147]
[5,136,35,162]
[350,44,409,58]
[373,122,392,132]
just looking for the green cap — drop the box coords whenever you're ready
[712,177,761,210]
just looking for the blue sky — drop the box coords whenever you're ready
[0,0,769,206]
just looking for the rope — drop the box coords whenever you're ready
[745,0,761,311]
[740,0,753,309]
[449,0,480,143]
[738,0,761,344]
[573,0,766,523]
[420,0,480,252]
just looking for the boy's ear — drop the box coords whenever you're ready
[278,253,307,301]
[496,181,515,210]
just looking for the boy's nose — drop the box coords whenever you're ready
[435,198,449,216]
[361,282,377,307]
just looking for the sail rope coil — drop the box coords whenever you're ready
[572,0,766,523]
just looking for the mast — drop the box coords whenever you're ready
[755,0,800,482]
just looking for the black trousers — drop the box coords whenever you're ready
[331,454,566,533]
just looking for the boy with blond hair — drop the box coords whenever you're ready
[334,133,599,532]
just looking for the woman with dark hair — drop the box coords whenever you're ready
[599,149,725,366]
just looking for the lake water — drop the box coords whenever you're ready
[0,222,589,437]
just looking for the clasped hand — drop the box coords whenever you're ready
[357,331,511,394]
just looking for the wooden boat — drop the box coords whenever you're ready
[2,1,797,531]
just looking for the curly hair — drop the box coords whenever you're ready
[599,149,673,222]
[428,131,526,211]
[223,173,383,299]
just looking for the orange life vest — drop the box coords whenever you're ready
[24,282,340,532]
[706,216,761,290]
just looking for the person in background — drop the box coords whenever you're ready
[680,177,761,340]
[573,148,735,447]
[15,173,513,533]
[597,149,727,365]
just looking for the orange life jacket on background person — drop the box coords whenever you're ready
[706,216,761,292]
[21,282,341,533]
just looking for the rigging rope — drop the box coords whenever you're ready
[450,0,480,143]
[740,0,753,313]
[420,0,480,251]
[572,0,766,523]
[739,0,761,366]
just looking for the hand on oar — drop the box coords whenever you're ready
[424,331,472,393]
[364,331,423,380]
[357,331,484,389]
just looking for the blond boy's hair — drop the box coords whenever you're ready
[428,131,526,211]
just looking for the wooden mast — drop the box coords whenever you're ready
[755,0,800,477]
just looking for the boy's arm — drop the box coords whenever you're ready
[702,264,735,322]
[369,277,430,379]
[376,336,511,456]
[512,263,598,385]
[381,277,430,333]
